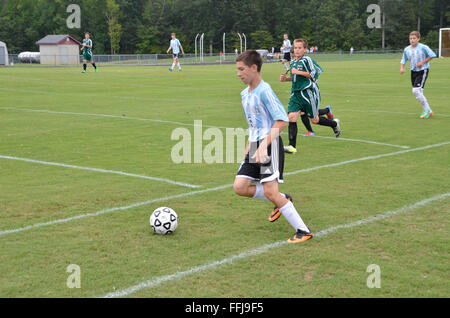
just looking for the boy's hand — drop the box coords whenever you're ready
[416,61,425,68]
[280,74,287,82]
[400,65,406,75]
[251,144,270,164]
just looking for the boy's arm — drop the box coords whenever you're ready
[400,50,408,74]
[167,46,172,53]
[180,44,185,55]
[291,68,313,78]
[416,56,434,68]
[252,121,287,163]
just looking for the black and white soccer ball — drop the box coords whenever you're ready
[150,207,178,235]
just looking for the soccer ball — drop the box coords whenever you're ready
[149,207,178,235]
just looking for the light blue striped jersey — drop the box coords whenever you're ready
[282,40,291,53]
[401,43,436,71]
[170,38,182,54]
[240,80,289,142]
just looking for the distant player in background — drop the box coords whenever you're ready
[400,31,436,119]
[167,33,185,72]
[281,34,292,72]
[81,32,97,73]
[234,50,313,243]
[280,39,340,154]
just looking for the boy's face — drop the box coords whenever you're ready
[284,34,288,40]
[293,42,307,58]
[236,61,258,85]
[85,33,90,40]
[409,35,419,46]
[171,34,176,39]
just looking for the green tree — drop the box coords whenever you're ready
[106,0,122,54]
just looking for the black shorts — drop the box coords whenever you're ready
[411,69,430,88]
[236,136,285,184]
[173,53,179,59]
[283,52,291,62]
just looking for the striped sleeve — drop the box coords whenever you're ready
[401,48,408,65]
[303,56,317,79]
[260,85,288,122]
[423,45,436,59]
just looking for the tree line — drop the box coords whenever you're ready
[0,0,448,54]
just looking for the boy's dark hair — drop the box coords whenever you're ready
[236,50,263,72]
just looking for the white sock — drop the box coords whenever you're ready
[279,201,310,233]
[177,63,181,69]
[171,63,175,69]
[252,185,270,202]
[420,89,432,112]
[413,88,431,112]
[283,63,289,71]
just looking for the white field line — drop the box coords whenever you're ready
[339,109,450,118]
[0,155,201,189]
[103,192,450,298]
[311,135,410,149]
[0,107,230,129]
[1,107,411,149]
[0,184,231,237]
[0,142,448,237]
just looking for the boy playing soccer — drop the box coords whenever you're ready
[167,33,185,72]
[281,34,292,72]
[80,32,97,73]
[234,50,313,243]
[400,31,436,119]
[280,39,340,154]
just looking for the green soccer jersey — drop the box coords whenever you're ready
[83,39,93,55]
[289,55,322,92]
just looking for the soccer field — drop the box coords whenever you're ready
[0,57,449,298]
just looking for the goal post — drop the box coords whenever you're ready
[439,28,450,58]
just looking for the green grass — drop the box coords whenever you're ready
[0,56,449,298]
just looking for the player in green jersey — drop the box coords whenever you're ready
[280,39,340,154]
[80,32,98,73]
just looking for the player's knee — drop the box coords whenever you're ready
[263,187,278,201]
[412,87,422,99]
[288,113,298,122]
[233,181,248,197]
[311,117,320,124]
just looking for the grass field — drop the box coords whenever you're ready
[0,55,449,298]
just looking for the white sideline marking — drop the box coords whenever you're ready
[339,109,450,118]
[0,155,201,189]
[0,142,448,237]
[1,107,410,149]
[102,192,450,298]
[0,107,230,129]
[312,135,410,149]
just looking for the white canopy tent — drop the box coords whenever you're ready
[0,41,9,66]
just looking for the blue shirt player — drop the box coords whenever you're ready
[400,31,437,119]
[234,50,313,244]
[167,33,185,72]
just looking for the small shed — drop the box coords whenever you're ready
[0,41,9,66]
[36,35,82,65]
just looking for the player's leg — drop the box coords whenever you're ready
[90,60,97,72]
[300,112,315,136]
[263,181,312,243]
[82,59,87,73]
[285,94,301,153]
[304,89,341,137]
[412,70,433,118]
[170,55,176,71]
[175,56,181,71]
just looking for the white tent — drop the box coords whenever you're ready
[0,41,9,66]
